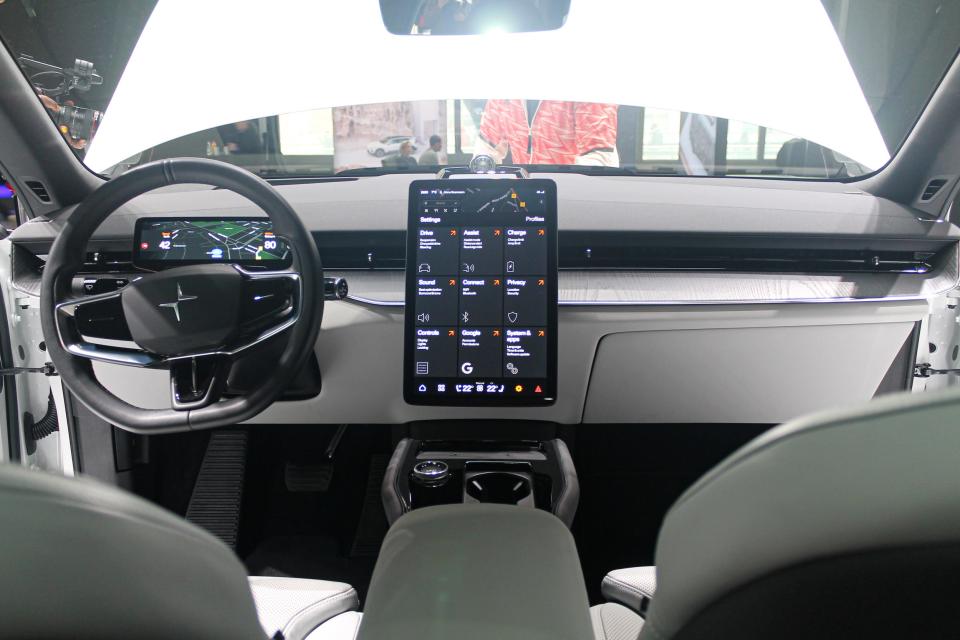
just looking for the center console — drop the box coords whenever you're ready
[381,430,579,527]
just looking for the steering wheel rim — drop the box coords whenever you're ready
[39,158,323,433]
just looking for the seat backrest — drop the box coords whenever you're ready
[0,463,265,640]
[641,388,960,639]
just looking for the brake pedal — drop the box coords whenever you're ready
[185,430,248,549]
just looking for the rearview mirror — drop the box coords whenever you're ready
[380,0,571,35]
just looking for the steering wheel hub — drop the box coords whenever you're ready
[122,264,243,356]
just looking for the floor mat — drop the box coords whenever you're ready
[185,430,248,549]
[239,424,392,602]
[284,462,334,492]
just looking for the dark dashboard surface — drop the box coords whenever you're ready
[9,173,960,278]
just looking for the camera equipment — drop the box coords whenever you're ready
[56,103,103,142]
[17,54,104,142]
[17,54,103,97]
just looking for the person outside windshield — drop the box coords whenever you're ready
[418,134,447,166]
[475,100,619,166]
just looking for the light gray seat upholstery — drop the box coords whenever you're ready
[0,463,357,640]
[591,602,644,640]
[600,566,656,615]
[595,388,960,639]
[249,577,358,639]
[305,612,362,639]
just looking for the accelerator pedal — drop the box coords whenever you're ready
[185,429,248,549]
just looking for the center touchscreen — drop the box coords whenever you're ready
[404,179,557,406]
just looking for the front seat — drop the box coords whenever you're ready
[0,463,358,640]
[592,388,960,639]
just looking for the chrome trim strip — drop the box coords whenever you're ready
[65,341,159,366]
[346,294,405,307]
[344,294,939,308]
[336,245,960,308]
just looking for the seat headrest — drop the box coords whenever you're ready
[0,464,264,640]
[644,388,960,639]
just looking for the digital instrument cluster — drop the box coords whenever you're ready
[134,218,290,268]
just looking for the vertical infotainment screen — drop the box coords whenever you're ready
[404,179,558,406]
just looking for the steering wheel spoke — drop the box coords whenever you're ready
[234,267,302,349]
[54,288,162,367]
[170,355,229,410]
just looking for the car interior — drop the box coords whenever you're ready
[1,1,960,639]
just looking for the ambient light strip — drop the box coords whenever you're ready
[332,245,960,307]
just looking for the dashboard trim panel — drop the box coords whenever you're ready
[337,242,959,307]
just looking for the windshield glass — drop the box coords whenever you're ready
[1,1,958,180]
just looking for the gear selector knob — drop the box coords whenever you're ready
[411,460,449,487]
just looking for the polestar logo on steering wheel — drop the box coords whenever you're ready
[158,283,198,323]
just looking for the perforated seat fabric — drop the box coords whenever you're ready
[601,566,656,614]
[248,577,358,640]
[590,603,644,640]
[305,612,362,640]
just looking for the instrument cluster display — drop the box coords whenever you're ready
[134,218,290,267]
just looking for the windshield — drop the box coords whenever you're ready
[1,1,958,181]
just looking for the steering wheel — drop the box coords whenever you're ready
[40,159,323,433]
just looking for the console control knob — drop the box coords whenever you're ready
[412,460,449,487]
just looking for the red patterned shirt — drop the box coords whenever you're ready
[478,100,618,165]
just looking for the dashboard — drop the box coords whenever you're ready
[8,172,960,425]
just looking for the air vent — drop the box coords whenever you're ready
[310,230,946,275]
[23,180,51,203]
[559,243,936,274]
[82,251,134,272]
[313,231,405,269]
[921,178,949,202]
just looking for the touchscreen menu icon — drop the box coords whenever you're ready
[504,227,547,274]
[413,327,457,377]
[416,227,458,275]
[503,277,547,325]
[503,328,547,378]
[460,228,503,274]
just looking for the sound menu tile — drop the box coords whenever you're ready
[404,179,557,406]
